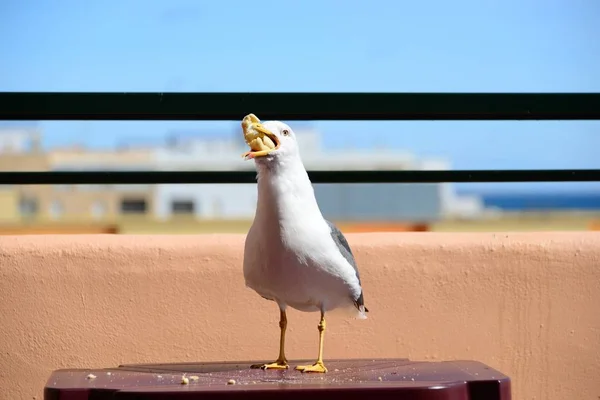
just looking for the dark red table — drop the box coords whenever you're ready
[44,358,511,400]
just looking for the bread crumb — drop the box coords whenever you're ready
[378,376,383,381]
[86,374,96,380]
[189,375,199,381]
[227,379,236,385]
[181,377,189,385]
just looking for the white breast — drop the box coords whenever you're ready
[242,153,361,313]
[243,212,361,313]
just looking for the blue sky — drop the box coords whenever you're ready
[1,0,599,193]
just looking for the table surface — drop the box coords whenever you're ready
[44,358,511,400]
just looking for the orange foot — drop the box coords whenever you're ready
[251,360,289,370]
[295,360,327,373]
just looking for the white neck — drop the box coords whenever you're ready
[254,155,323,225]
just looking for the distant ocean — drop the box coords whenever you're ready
[475,192,600,211]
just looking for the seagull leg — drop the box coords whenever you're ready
[295,311,328,373]
[251,309,289,370]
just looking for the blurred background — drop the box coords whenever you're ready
[1,0,599,234]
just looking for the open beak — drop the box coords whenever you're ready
[241,113,280,159]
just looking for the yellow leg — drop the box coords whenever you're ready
[295,311,328,373]
[251,310,289,370]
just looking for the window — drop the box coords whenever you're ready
[120,199,147,214]
[171,200,195,214]
[19,197,38,218]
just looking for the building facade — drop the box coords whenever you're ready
[153,127,483,222]
[0,126,484,225]
[0,128,156,223]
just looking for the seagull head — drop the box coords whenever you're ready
[241,113,299,162]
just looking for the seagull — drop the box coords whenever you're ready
[241,113,369,374]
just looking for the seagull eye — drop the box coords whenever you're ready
[282,130,289,136]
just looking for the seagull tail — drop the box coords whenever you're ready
[353,291,369,320]
[355,305,368,320]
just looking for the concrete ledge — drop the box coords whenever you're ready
[1,232,599,400]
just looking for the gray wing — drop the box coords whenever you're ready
[325,219,368,312]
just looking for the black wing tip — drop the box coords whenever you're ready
[354,291,369,312]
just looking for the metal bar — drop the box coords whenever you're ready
[1,92,600,121]
[1,170,599,185]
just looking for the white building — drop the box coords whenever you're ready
[0,125,483,222]
[152,127,484,222]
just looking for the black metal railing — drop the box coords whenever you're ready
[1,92,599,185]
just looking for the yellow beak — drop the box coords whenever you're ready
[241,113,280,159]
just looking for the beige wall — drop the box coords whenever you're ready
[36,188,155,222]
[0,147,155,222]
[0,185,156,224]
[0,190,18,222]
[49,148,154,167]
[0,153,50,172]
[0,232,599,400]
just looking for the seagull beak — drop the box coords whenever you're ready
[241,113,280,159]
